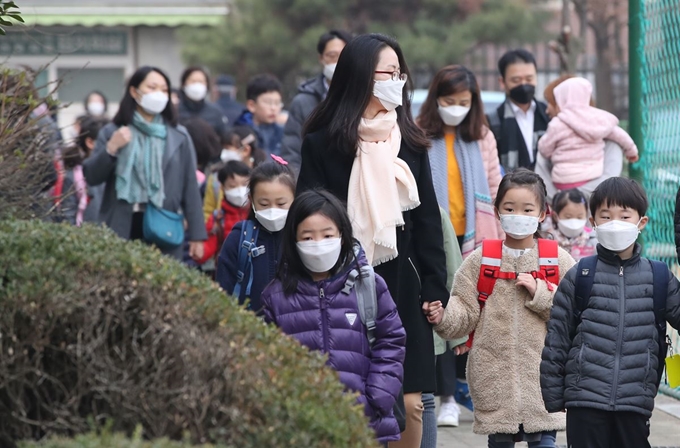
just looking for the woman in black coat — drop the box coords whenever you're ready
[177,66,228,137]
[297,33,449,448]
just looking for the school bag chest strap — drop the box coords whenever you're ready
[466,238,560,348]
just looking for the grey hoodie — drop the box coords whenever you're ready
[280,74,327,175]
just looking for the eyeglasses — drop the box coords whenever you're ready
[374,71,408,82]
[257,99,284,108]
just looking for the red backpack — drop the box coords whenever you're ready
[465,239,560,348]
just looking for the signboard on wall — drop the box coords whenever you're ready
[0,30,127,56]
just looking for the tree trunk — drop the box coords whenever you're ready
[593,28,615,113]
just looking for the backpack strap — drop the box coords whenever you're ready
[343,246,378,348]
[466,240,506,348]
[535,239,560,291]
[233,220,264,302]
[572,255,598,335]
[650,259,670,386]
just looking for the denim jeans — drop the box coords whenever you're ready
[487,431,557,448]
[420,393,436,448]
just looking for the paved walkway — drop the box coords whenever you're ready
[437,395,680,447]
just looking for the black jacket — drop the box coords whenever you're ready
[488,99,549,171]
[280,74,327,175]
[178,92,228,137]
[674,186,680,263]
[541,244,680,417]
[297,128,449,393]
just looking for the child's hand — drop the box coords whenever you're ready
[453,344,470,355]
[424,301,444,325]
[627,154,640,163]
[516,273,537,297]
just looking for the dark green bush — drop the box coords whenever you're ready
[18,426,218,448]
[0,220,378,448]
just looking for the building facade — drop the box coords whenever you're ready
[2,1,229,131]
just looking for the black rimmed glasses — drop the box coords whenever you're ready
[374,71,408,82]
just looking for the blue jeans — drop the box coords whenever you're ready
[487,431,557,448]
[420,393,436,448]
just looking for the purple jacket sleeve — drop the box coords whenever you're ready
[261,285,277,326]
[364,273,406,416]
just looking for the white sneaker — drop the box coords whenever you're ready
[437,400,460,427]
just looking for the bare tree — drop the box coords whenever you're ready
[572,0,628,113]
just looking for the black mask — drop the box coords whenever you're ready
[509,84,535,105]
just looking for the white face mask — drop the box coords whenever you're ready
[137,90,169,115]
[87,102,105,116]
[221,149,242,163]
[373,79,406,111]
[184,82,208,102]
[557,218,587,239]
[438,104,470,127]
[499,214,540,239]
[254,206,288,233]
[224,186,249,208]
[297,238,342,273]
[323,63,337,81]
[594,219,641,252]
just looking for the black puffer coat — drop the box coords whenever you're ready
[674,186,680,263]
[540,244,680,417]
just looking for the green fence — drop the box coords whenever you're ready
[630,0,680,396]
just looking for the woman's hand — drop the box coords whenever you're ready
[106,126,132,156]
[516,273,537,297]
[189,241,204,261]
[424,300,444,325]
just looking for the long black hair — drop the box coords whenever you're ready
[277,189,357,295]
[113,66,177,127]
[304,33,430,156]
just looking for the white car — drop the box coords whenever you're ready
[410,89,506,118]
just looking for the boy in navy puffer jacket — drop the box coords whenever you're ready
[541,177,680,448]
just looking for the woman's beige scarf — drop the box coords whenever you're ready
[348,110,420,266]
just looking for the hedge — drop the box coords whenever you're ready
[0,220,378,447]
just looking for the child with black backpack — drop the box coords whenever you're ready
[216,156,295,314]
[260,189,406,444]
[540,177,680,448]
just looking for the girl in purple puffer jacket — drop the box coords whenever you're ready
[261,189,406,444]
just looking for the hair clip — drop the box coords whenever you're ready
[270,154,288,165]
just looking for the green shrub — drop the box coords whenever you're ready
[0,220,378,448]
[18,426,218,448]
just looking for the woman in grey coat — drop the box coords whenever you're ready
[83,66,207,260]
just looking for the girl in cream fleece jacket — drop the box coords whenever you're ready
[427,169,576,446]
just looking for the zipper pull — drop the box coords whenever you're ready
[319,287,327,309]
[619,266,624,277]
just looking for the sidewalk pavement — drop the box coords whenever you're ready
[437,395,680,447]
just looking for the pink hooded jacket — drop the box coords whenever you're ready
[538,77,638,185]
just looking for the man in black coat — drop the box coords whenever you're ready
[487,49,550,172]
[280,30,352,176]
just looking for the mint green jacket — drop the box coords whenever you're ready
[434,207,469,355]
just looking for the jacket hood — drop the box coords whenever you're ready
[297,74,327,99]
[554,77,618,142]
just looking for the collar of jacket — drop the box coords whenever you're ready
[298,74,327,101]
[180,91,206,112]
[596,243,642,266]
